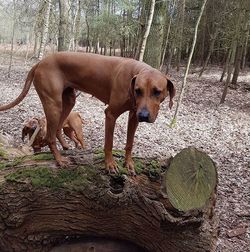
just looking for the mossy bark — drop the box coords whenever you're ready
[0,148,218,252]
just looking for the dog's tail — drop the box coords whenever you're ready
[0,63,39,111]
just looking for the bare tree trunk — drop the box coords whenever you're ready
[241,28,249,69]
[143,0,166,68]
[231,44,243,86]
[220,49,231,82]
[25,31,32,65]
[220,40,237,104]
[199,28,219,77]
[171,0,208,126]
[69,0,81,51]
[138,0,156,62]
[160,0,177,71]
[38,0,51,60]
[7,0,16,78]
[85,13,90,53]
[199,14,206,66]
[58,0,70,51]
[176,0,185,72]
[33,1,46,57]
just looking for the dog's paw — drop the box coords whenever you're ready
[125,159,136,176]
[57,156,71,167]
[105,159,119,174]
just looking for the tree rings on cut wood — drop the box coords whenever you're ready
[165,147,217,211]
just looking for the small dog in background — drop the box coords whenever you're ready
[22,111,85,153]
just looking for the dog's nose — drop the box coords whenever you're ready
[138,108,150,122]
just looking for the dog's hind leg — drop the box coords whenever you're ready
[34,77,68,166]
[56,87,76,150]
[41,98,67,166]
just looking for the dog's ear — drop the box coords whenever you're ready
[167,79,176,109]
[129,75,137,107]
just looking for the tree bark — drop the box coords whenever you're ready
[160,0,177,71]
[69,0,81,51]
[175,0,185,72]
[7,0,16,78]
[199,27,219,77]
[220,49,231,82]
[231,44,243,86]
[220,39,237,104]
[0,148,218,252]
[241,29,249,69]
[58,0,70,51]
[85,12,90,53]
[143,0,166,69]
[38,0,52,60]
[138,0,156,62]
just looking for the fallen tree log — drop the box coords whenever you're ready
[0,147,218,252]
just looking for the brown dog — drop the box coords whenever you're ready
[22,111,85,152]
[0,52,175,174]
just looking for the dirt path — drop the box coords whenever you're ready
[0,54,249,251]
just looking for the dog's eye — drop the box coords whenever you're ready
[153,88,161,97]
[135,88,142,96]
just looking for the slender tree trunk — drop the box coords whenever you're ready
[165,46,174,74]
[171,0,208,126]
[69,0,81,51]
[138,0,156,62]
[199,28,219,77]
[241,28,249,69]
[220,40,237,104]
[199,14,206,66]
[33,1,46,57]
[38,0,51,60]
[231,44,243,86]
[160,0,177,71]
[109,40,112,56]
[85,12,90,53]
[143,0,166,68]
[176,0,185,72]
[7,0,16,78]
[58,0,70,51]
[220,49,231,82]
[134,0,146,60]
[25,31,32,65]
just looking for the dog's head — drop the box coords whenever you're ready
[130,70,175,123]
[22,118,39,141]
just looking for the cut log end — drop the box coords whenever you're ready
[163,147,217,211]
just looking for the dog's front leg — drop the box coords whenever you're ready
[104,107,118,173]
[124,111,138,176]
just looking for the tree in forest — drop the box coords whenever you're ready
[220,0,250,103]
[138,0,155,63]
[140,0,167,69]
[7,0,16,77]
[38,0,52,59]
[160,0,177,71]
[58,0,70,51]
[171,0,208,126]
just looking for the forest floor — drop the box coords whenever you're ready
[0,54,249,252]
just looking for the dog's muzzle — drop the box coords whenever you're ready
[138,108,150,122]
